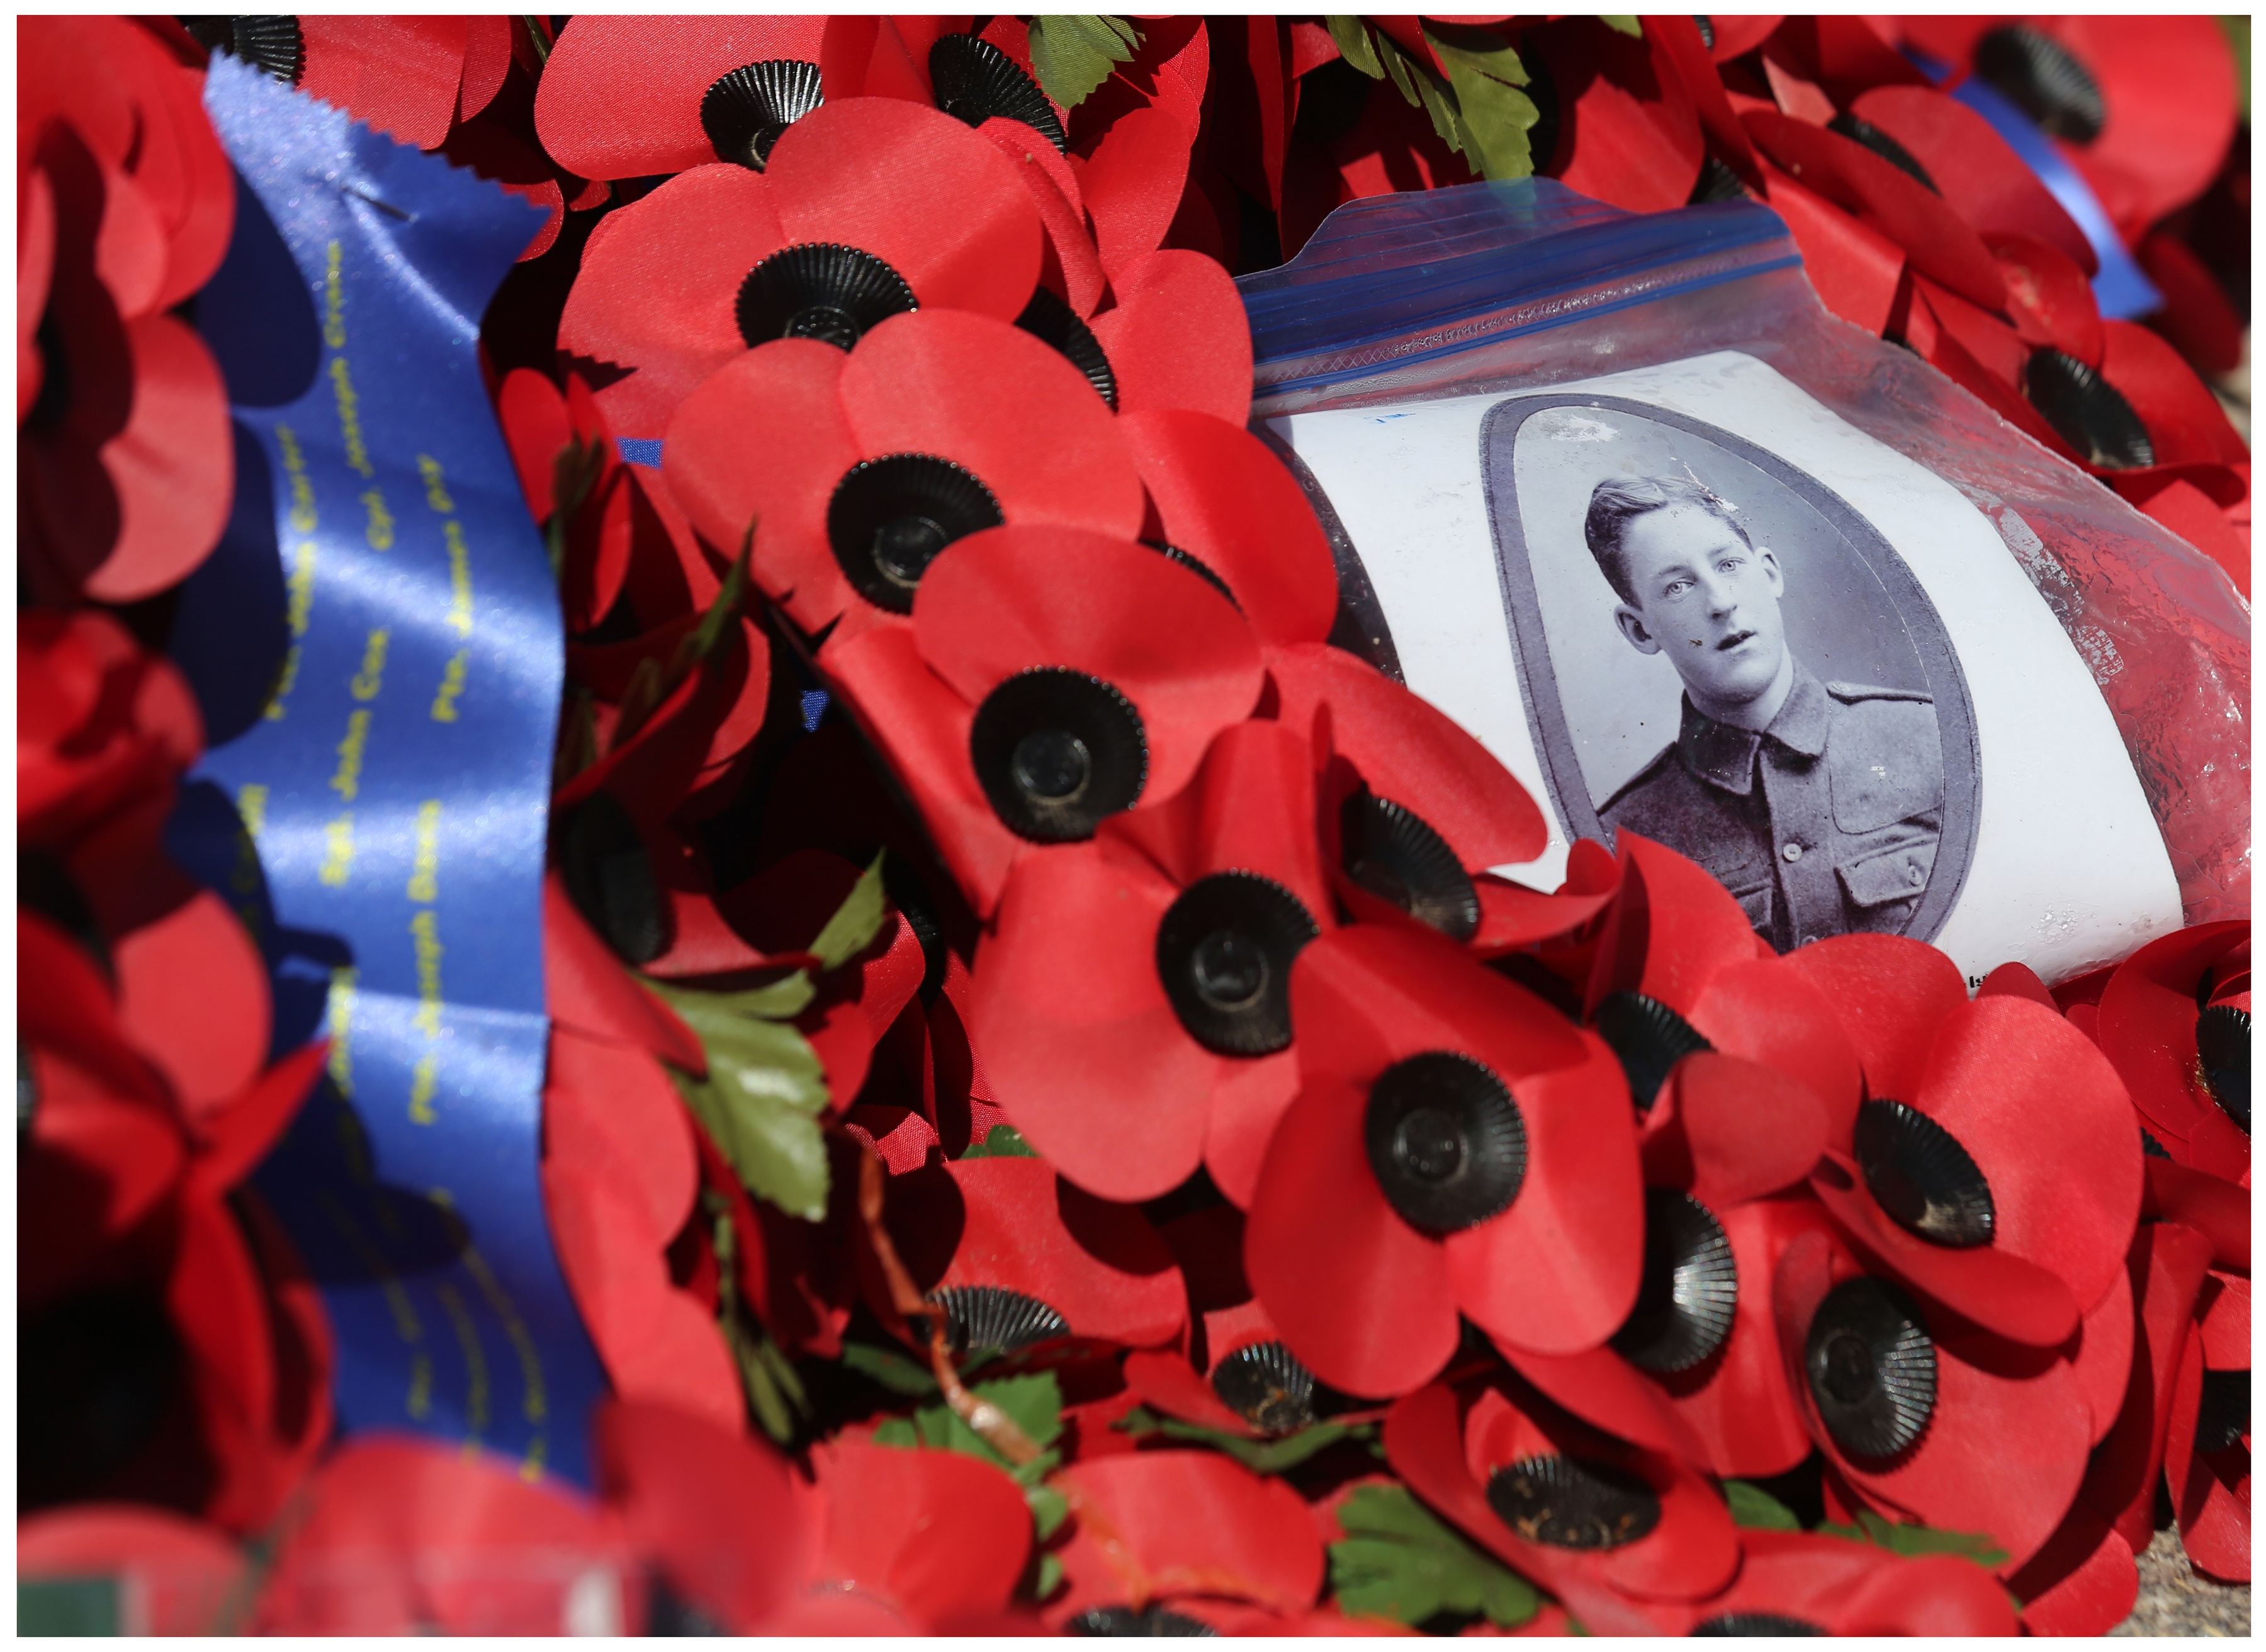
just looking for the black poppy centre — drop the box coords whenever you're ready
[1692,1613,1829,1636]
[1015,286,1118,408]
[928,1283,1069,1356]
[737,242,917,354]
[1068,1604,1218,1636]
[928,34,1068,152]
[1210,1339,1319,1437]
[2023,349,2155,471]
[2196,1003,2249,1133]
[1339,789,1480,943]
[1592,991,1714,1113]
[557,790,667,965]
[1154,872,1321,1057]
[1610,1188,1739,1373]
[969,668,1147,843]
[826,452,1002,612]
[1804,1276,1937,1461]
[1851,1099,1996,1248]
[701,58,824,170]
[1485,1453,1662,1551]
[1363,1050,1528,1233]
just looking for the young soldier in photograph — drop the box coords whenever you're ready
[1589,475,1944,950]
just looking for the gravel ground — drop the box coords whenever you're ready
[2112,1527,2250,1637]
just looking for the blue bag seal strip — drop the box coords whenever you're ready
[1237,177,1799,396]
[165,56,607,1486]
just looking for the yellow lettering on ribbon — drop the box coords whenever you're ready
[417,453,456,514]
[329,355,374,480]
[318,812,355,887]
[407,799,442,902]
[409,1052,438,1126]
[443,519,475,636]
[322,239,347,349]
[329,708,371,801]
[431,649,468,722]
[276,423,318,532]
[410,908,444,1037]
[361,486,395,550]
[326,966,358,1098]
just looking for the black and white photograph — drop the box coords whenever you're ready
[1480,396,1979,948]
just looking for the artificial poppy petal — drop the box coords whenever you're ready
[534,16,830,179]
[2143,1159,2250,1274]
[1119,409,1338,649]
[1123,1348,1259,1437]
[1849,84,2096,274]
[1665,1526,2021,1634]
[1523,19,1705,213]
[1090,248,1252,424]
[1916,996,2142,1315]
[2066,1264,2136,1448]
[543,875,704,1069]
[2164,1324,2250,1581]
[1202,1047,1306,1211]
[2011,1509,2139,1636]
[1652,1051,1827,1210]
[1052,1450,1327,1616]
[110,889,269,1118]
[1777,931,1970,1103]
[967,840,1213,1201]
[296,16,471,152]
[1752,154,1907,335]
[546,1026,697,1244]
[812,1438,1032,1626]
[1078,108,1195,281]
[1245,1076,1462,1398]
[1497,1341,1709,1465]
[2099,319,2250,471]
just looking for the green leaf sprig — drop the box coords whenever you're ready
[1327,1481,1542,1631]
[1026,16,1142,110]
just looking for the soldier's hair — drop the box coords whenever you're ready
[1584,474,1752,604]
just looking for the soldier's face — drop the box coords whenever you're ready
[1611,504,1787,707]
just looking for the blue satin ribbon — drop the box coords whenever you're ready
[1905,48,2165,321]
[166,57,607,1486]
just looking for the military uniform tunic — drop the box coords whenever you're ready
[1598,663,1943,952]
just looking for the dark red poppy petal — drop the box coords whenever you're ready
[966,839,1216,1203]
[769,98,1042,323]
[1495,1342,1710,1464]
[1776,1228,2093,1573]
[2165,1325,2251,1581]
[543,875,705,1069]
[1270,641,1547,873]
[1653,1051,1826,1209]
[547,1027,697,1256]
[1976,958,2060,1010]
[2197,1269,2248,1375]
[2100,319,2251,470]
[1245,1076,1460,1398]
[912,525,1263,807]
[1052,1451,1326,1615]
[1917,996,2142,1316]
[1685,959,1862,1150]
[1776,931,1969,1104]
[186,1039,327,1199]
[813,1437,1032,1626]
[298,16,470,152]
[1472,871,1618,954]
[2142,1159,2250,1274]
[821,624,1030,918]
[560,166,787,442]
[2082,1220,2216,1547]
[838,311,1146,540]
[942,1157,1187,1347]
[1449,1033,1645,1356]
[1849,84,2097,275]
[1089,249,1252,425]
[19,909,170,1110]
[534,16,829,179]
[1810,1150,2080,1347]
[976,118,1107,317]
[1752,155,1906,335]
[1672,1527,2021,1635]
[1118,410,1337,650]
[2067,1262,2136,1449]
[2046,16,2238,240]
[663,340,860,634]
[497,367,572,523]
[2012,1509,2139,1636]
[1523,20,1705,212]
[595,1400,812,1631]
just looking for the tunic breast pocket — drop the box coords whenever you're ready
[1829,705,1945,834]
[1839,839,1937,911]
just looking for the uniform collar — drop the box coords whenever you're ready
[1677,661,1827,795]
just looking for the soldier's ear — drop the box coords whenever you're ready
[1757,547,1784,593]
[1613,603,1663,655]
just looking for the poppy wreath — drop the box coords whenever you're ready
[16,13,2250,1639]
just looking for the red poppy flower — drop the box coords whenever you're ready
[18,1504,252,1634]
[1769,1212,2092,1573]
[665,308,1145,648]
[827,521,1262,925]
[1246,921,1637,1397]
[860,1152,1187,1358]
[1656,1526,2021,1634]
[967,715,1322,1205]
[2163,1266,2250,1580]
[20,18,235,603]
[1518,17,1706,213]
[560,98,1045,443]
[805,1434,1034,1629]
[1583,831,1863,1144]
[1045,1449,1327,1628]
[2077,1219,2218,1554]
[255,1436,640,1634]
[1382,1376,1741,1635]
[1280,49,1480,263]
[2095,919,2250,1181]
[1780,939,2141,1349]
[2010,1503,2141,1636]
[1497,1054,1835,1477]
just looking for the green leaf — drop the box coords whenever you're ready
[1423,22,1540,179]
[1025,15,1142,110]
[839,1339,940,1396]
[962,1123,1039,1159]
[1133,1412,1370,1475]
[879,1371,1068,1478]
[1027,1482,1070,1542]
[1818,1510,2010,1570]
[1033,1553,1064,1602]
[871,1416,917,1449]
[808,851,889,972]
[1722,1480,1803,1531]
[1327,1483,1540,1630]
[680,525,752,671]
[1599,15,1644,37]
[20,1577,123,1635]
[1324,15,1385,78]
[650,975,831,1219]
